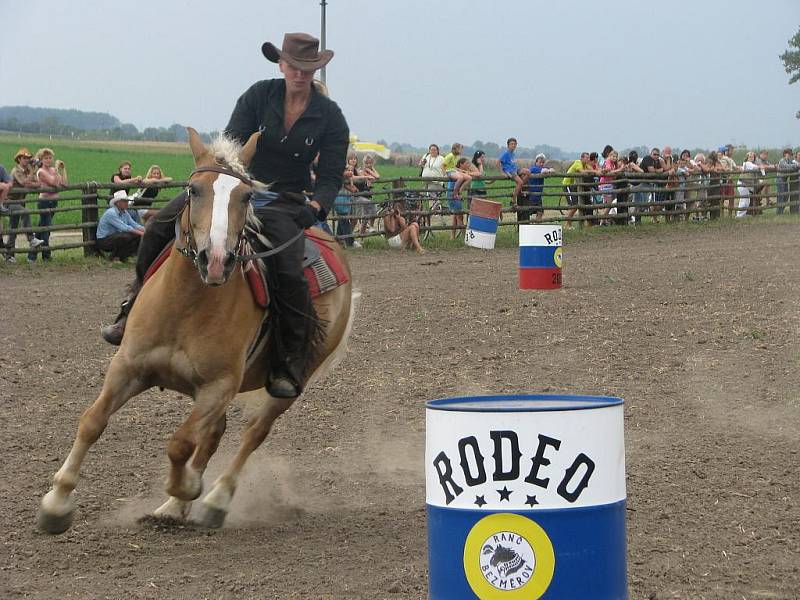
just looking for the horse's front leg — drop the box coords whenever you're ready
[157,379,235,512]
[198,393,295,528]
[38,358,147,534]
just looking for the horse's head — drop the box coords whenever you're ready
[180,127,261,285]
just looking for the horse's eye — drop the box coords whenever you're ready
[187,183,201,197]
[243,190,254,204]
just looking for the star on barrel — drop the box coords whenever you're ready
[525,495,539,507]
[497,486,512,501]
[474,495,487,507]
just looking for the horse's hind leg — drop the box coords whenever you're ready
[160,381,236,508]
[198,394,295,528]
[38,359,147,534]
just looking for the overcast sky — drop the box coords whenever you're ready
[1,0,798,153]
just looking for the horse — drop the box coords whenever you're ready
[37,127,355,533]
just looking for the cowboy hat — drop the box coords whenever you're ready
[14,147,33,162]
[110,190,133,206]
[262,32,333,71]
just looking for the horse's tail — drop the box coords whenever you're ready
[306,288,360,387]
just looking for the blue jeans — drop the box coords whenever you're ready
[29,200,55,261]
[776,179,788,215]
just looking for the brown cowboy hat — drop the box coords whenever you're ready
[14,147,33,162]
[262,32,333,71]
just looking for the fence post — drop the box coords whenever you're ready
[82,182,100,257]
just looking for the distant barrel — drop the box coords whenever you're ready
[519,224,562,289]
[465,198,503,250]
[426,394,627,599]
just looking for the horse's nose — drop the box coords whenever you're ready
[198,247,233,284]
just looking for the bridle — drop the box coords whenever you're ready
[176,165,303,268]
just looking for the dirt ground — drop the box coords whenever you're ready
[1,219,799,600]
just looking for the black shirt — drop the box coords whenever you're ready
[639,156,661,173]
[225,79,349,212]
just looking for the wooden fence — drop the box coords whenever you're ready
[2,171,799,258]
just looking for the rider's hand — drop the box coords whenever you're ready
[295,203,321,229]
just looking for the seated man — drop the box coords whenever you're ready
[96,191,145,262]
[382,201,425,254]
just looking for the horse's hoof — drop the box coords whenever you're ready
[37,507,74,534]
[198,505,227,529]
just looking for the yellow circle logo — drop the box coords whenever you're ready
[463,513,555,599]
[553,247,563,269]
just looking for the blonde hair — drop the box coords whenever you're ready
[145,164,165,178]
[36,147,54,160]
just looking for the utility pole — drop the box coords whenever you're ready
[320,0,328,84]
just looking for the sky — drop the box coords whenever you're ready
[1,0,799,154]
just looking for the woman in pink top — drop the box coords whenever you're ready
[598,150,624,224]
[31,147,67,261]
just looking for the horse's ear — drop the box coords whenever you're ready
[240,131,261,167]
[186,127,209,165]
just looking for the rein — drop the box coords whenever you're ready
[175,165,304,267]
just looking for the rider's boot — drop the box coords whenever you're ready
[100,282,141,346]
[267,285,317,399]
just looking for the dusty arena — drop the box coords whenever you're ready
[2,219,799,599]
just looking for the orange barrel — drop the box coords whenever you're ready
[519,224,562,289]
[465,198,503,250]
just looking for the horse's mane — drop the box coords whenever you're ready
[207,135,252,179]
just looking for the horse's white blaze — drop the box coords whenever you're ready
[210,174,240,248]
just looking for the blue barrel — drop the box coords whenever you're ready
[426,394,626,599]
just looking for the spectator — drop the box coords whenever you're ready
[599,149,625,225]
[521,153,554,224]
[776,148,798,214]
[30,148,67,262]
[562,152,590,229]
[443,143,471,201]
[661,146,678,222]
[698,150,725,220]
[111,160,144,223]
[342,153,369,244]
[335,160,358,248]
[133,165,173,224]
[418,143,446,234]
[447,157,472,238]
[582,152,602,226]
[356,154,380,235]
[0,162,12,250]
[5,148,44,262]
[624,150,645,224]
[468,150,488,199]
[719,145,737,217]
[674,149,698,221]
[96,191,145,262]
[753,150,775,213]
[382,199,425,254]
[498,137,530,207]
[693,153,709,220]
[738,151,761,218]
[639,148,665,223]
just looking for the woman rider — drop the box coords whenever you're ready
[100,32,350,399]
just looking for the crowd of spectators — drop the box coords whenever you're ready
[0,150,172,263]
[3,141,799,261]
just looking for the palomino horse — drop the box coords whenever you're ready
[38,128,355,533]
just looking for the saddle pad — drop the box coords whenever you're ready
[303,231,350,298]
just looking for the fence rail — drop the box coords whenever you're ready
[2,171,799,257]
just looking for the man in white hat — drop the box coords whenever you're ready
[95,190,145,262]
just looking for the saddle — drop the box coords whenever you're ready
[143,229,349,308]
